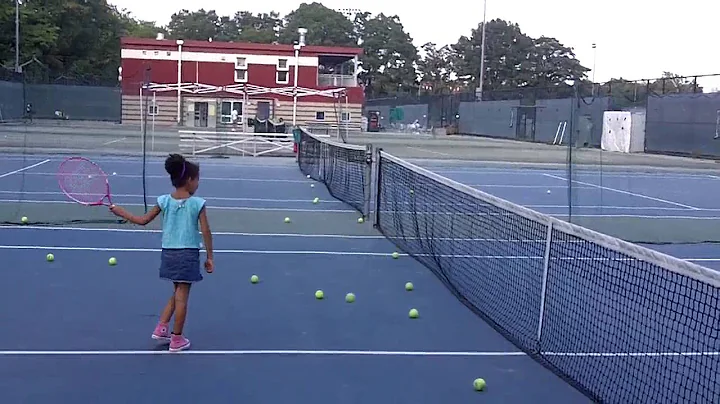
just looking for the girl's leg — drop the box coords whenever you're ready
[169,282,192,352]
[172,283,191,335]
[152,289,176,342]
[159,293,176,324]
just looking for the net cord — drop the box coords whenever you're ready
[375,150,720,289]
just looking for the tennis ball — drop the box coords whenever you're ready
[409,308,419,318]
[392,252,400,259]
[345,293,355,303]
[315,290,324,299]
[250,275,259,284]
[473,378,486,391]
[306,174,310,179]
[284,217,291,223]
[310,184,315,188]
[46,253,54,262]
[357,217,364,224]
[20,216,28,224]
[405,282,414,291]
[547,189,551,194]
[313,197,319,204]
[108,257,117,266]
[410,189,414,195]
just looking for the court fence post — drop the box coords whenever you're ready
[372,147,383,228]
[363,144,373,218]
[536,219,554,347]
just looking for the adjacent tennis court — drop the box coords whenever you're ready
[0,129,718,403]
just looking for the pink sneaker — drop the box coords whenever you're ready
[151,322,170,342]
[169,334,191,352]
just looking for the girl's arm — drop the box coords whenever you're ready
[110,205,161,226]
[198,207,213,260]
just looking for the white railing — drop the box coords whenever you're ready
[318,74,357,87]
[178,130,294,157]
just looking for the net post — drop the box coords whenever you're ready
[536,219,554,345]
[372,147,383,228]
[363,144,373,218]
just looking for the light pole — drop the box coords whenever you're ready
[476,0,487,101]
[591,43,597,83]
[292,28,307,127]
[15,0,20,73]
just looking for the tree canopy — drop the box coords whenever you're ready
[0,1,695,98]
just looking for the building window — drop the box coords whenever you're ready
[341,112,351,122]
[235,57,248,83]
[234,68,247,83]
[220,101,243,124]
[315,112,325,120]
[148,102,158,116]
[276,58,289,84]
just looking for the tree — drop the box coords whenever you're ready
[279,3,356,46]
[451,19,590,99]
[417,42,453,94]
[167,9,237,42]
[356,13,418,97]
[233,11,281,43]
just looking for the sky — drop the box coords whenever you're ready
[113,0,720,90]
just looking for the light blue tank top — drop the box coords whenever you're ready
[157,194,206,249]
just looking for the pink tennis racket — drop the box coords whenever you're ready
[57,157,114,206]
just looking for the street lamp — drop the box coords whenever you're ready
[15,0,20,73]
[476,0,487,101]
[292,28,307,126]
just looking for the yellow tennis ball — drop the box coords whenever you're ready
[21,216,28,224]
[284,217,291,223]
[357,217,364,224]
[409,308,419,318]
[473,378,486,391]
[108,257,117,266]
[250,275,259,284]
[392,252,400,259]
[313,197,319,204]
[46,253,54,262]
[315,290,324,299]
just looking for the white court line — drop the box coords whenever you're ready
[24,172,313,183]
[406,146,451,157]
[0,190,345,204]
[0,155,300,169]
[436,168,720,180]
[543,173,700,210]
[0,349,716,357]
[101,137,127,146]
[0,225,387,239]
[0,349,525,357]
[0,159,50,178]
[0,199,356,213]
[0,245,714,263]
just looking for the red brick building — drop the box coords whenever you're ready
[120,37,364,130]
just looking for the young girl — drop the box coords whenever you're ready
[110,153,214,352]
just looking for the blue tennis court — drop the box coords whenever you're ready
[0,151,718,402]
[0,154,588,403]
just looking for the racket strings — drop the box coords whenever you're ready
[58,159,109,205]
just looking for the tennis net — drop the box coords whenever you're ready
[373,150,720,403]
[297,128,371,216]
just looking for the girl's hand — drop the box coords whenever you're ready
[204,258,214,273]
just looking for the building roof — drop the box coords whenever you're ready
[121,37,363,57]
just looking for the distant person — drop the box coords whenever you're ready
[109,153,214,352]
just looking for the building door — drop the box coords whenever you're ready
[220,101,243,124]
[194,102,208,127]
[515,107,536,141]
[257,101,271,120]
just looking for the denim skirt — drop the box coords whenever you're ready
[159,248,203,283]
